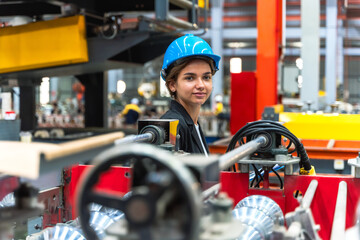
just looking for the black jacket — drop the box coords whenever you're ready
[161,100,209,154]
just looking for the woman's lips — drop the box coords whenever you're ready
[194,92,206,97]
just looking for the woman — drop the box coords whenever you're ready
[160,34,221,155]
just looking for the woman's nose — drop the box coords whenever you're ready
[195,78,205,89]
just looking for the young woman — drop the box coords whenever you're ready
[160,34,221,155]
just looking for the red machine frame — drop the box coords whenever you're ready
[62,164,360,240]
[221,172,360,240]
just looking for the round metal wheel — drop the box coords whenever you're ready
[77,143,201,240]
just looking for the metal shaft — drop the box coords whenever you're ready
[330,181,347,240]
[218,136,267,171]
[301,180,318,209]
[114,133,153,145]
[169,0,199,9]
[202,183,221,200]
[166,15,197,29]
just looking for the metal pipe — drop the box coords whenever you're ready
[166,15,198,29]
[169,0,199,10]
[330,181,347,240]
[202,183,221,200]
[301,180,318,209]
[218,136,267,171]
[114,133,153,145]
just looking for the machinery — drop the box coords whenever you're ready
[1,120,360,239]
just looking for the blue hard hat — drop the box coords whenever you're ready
[161,34,221,80]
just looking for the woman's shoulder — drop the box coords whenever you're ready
[161,109,188,129]
[161,109,182,119]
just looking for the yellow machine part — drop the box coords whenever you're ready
[169,119,179,146]
[198,0,208,8]
[272,104,284,113]
[280,112,360,141]
[0,15,88,74]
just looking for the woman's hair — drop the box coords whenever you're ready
[165,57,216,99]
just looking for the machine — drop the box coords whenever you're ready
[1,120,360,239]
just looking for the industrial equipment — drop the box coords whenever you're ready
[1,120,360,240]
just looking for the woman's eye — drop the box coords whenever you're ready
[185,76,193,80]
[203,75,211,80]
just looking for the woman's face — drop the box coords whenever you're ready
[169,59,213,108]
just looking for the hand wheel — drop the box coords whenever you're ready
[77,143,201,240]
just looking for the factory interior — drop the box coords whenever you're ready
[1,0,360,239]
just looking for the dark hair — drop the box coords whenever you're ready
[165,57,216,99]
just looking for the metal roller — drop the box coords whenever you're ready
[232,195,284,240]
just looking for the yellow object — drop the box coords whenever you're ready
[299,165,316,175]
[121,104,141,116]
[272,104,284,113]
[0,15,88,74]
[169,119,179,146]
[318,90,326,97]
[280,112,360,141]
[214,102,223,116]
[198,0,208,8]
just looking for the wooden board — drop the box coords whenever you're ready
[0,131,124,179]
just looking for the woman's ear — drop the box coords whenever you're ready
[169,80,176,93]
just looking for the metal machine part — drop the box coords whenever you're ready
[200,193,245,240]
[27,225,86,240]
[76,143,202,240]
[232,195,284,240]
[114,124,168,149]
[75,136,286,240]
[330,181,347,240]
[0,192,15,207]
[179,136,268,184]
[0,183,44,240]
[219,135,268,171]
[227,120,312,173]
[138,125,165,145]
[347,152,360,178]
[27,202,127,240]
[235,195,284,226]
[90,202,126,221]
[285,180,321,240]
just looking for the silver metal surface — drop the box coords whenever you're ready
[232,207,273,239]
[30,225,86,240]
[284,164,293,175]
[235,195,284,226]
[301,180,318,209]
[285,202,321,239]
[169,0,199,9]
[231,195,284,239]
[219,136,267,170]
[0,192,14,208]
[166,15,198,29]
[240,163,249,173]
[330,181,347,240]
[238,157,300,166]
[202,183,221,200]
[114,133,153,145]
[347,157,360,178]
[89,211,116,239]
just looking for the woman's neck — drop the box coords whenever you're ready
[175,99,200,124]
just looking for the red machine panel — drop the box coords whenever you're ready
[63,164,132,219]
[0,176,19,200]
[221,172,360,240]
[230,72,257,135]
